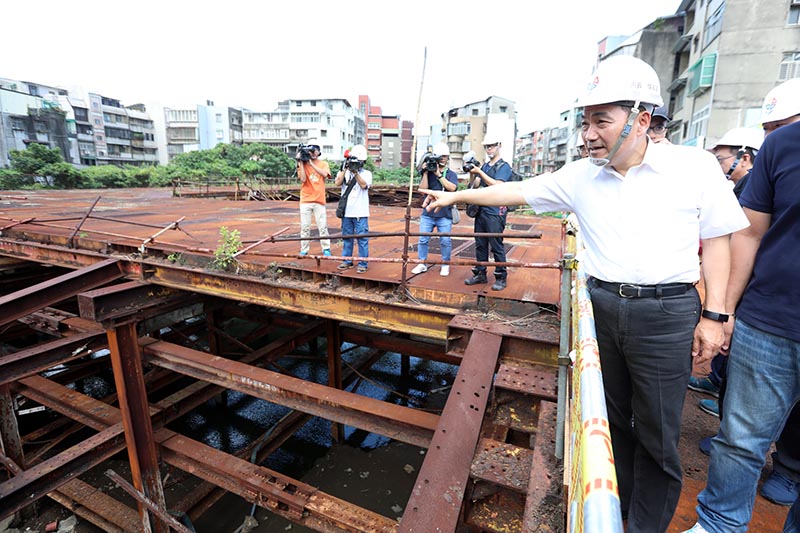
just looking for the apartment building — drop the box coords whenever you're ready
[667,0,800,147]
[440,95,517,173]
[243,98,363,162]
[0,79,72,167]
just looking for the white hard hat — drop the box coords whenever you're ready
[350,144,368,161]
[306,138,321,149]
[482,133,502,146]
[433,142,450,157]
[761,78,800,123]
[713,127,764,152]
[577,55,663,108]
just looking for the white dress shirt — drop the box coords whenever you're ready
[521,140,749,284]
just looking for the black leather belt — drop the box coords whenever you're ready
[591,277,695,298]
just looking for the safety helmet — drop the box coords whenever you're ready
[306,138,321,150]
[482,133,502,146]
[350,144,368,161]
[761,78,800,123]
[433,142,450,157]
[577,55,664,108]
[652,105,671,122]
[712,127,764,152]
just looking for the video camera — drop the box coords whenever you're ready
[297,144,314,162]
[345,156,363,172]
[462,151,481,172]
[422,153,439,173]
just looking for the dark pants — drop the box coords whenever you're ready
[588,277,701,533]
[472,209,507,280]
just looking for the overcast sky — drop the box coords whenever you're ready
[2,0,682,133]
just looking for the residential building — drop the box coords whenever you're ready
[243,98,362,162]
[358,95,413,169]
[440,95,517,174]
[400,120,414,168]
[197,101,242,150]
[0,79,72,167]
[667,0,800,147]
[163,105,200,163]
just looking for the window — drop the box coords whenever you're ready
[28,85,39,96]
[216,113,223,123]
[779,52,800,79]
[689,105,710,140]
[688,52,717,96]
[790,1,800,25]
[472,109,479,116]
[703,3,724,47]
[499,106,507,113]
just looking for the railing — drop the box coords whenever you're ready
[567,262,623,533]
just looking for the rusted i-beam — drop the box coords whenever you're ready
[0,258,124,328]
[67,195,101,248]
[107,322,170,533]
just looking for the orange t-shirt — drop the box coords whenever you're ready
[299,160,330,205]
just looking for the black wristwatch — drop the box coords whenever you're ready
[701,309,730,323]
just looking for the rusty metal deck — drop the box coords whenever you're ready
[0,188,566,532]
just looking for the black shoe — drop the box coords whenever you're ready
[491,279,507,291]
[464,274,488,286]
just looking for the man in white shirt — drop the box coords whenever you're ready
[422,56,748,532]
[334,144,372,273]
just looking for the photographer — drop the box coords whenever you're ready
[464,134,512,291]
[296,139,332,257]
[411,142,458,277]
[334,145,372,273]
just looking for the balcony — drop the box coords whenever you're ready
[105,137,131,146]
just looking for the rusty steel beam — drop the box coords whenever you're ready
[13,374,397,532]
[77,280,191,324]
[0,423,128,520]
[0,258,124,327]
[0,330,105,386]
[105,469,193,533]
[146,264,454,340]
[107,322,169,533]
[400,329,502,532]
[143,339,438,448]
[157,429,398,531]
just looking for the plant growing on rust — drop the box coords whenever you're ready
[210,226,242,272]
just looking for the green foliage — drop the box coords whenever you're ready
[81,165,129,188]
[0,169,32,189]
[167,252,185,264]
[373,166,413,185]
[210,226,242,271]
[8,143,63,174]
[41,162,81,189]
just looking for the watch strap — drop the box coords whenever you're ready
[701,309,729,323]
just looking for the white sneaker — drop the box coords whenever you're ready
[682,524,711,533]
[411,263,428,274]
[440,265,450,276]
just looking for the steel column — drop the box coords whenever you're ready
[0,384,24,469]
[107,322,169,533]
[326,319,344,442]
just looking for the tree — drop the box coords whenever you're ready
[9,143,64,175]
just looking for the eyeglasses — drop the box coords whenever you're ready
[715,154,736,163]
[648,125,666,133]
[483,143,499,149]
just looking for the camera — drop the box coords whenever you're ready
[297,144,313,162]
[345,156,363,172]
[462,151,480,172]
[423,154,439,173]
